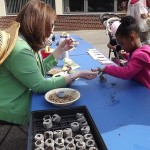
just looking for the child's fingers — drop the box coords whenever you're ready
[91,68,97,72]
[97,67,102,71]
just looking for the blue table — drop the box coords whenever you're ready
[31,35,150,150]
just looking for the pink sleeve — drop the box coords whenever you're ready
[103,57,143,79]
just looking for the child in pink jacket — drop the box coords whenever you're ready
[94,16,150,89]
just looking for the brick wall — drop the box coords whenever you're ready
[55,15,103,30]
[0,16,16,30]
[0,14,125,31]
[0,15,104,31]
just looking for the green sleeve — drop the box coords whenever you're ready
[5,40,66,93]
[43,54,58,73]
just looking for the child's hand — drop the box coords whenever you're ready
[91,67,104,75]
[91,68,97,72]
[91,68,106,82]
[112,46,117,51]
[78,70,98,80]
[119,50,126,56]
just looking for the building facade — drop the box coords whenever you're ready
[0,0,126,16]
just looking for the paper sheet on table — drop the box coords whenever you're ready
[87,49,106,59]
[87,49,113,64]
[98,59,113,64]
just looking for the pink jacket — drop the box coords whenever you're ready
[103,45,150,89]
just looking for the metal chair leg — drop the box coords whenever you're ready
[108,48,111,58]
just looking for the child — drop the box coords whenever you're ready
[94,16,150,89]
[107,21,121,58]
[107,20,127,66]
[141,0,150,19]
[120,0,129,12]
[146,0,150,44]
[127,0,149,44]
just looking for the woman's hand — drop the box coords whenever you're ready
[52,38,74,59]
[58,38,74,52]
[65,70,98,85]
[78,70,98,80]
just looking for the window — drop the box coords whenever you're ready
[88,0,114,12]
[5,0,28,14]
[64,0,84,13]
[70,0,84,12]
[64,0,123,13]
[5,0,55,15]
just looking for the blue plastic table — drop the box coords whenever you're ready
[30,35,150,150]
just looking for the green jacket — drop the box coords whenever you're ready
[0,36,66,125]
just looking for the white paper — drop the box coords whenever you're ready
[87,49,107,60]
[99,60,113,64]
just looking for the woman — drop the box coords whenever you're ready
[0,0,98,125]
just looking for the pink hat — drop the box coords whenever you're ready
[111,21,121,35]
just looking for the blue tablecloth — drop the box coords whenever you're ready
[30,35,150,150]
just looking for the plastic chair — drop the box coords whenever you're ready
[0,120,28,147]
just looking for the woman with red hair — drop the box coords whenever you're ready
[0,0,98,125]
